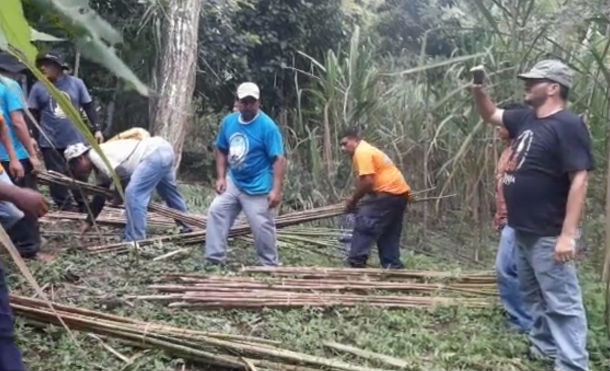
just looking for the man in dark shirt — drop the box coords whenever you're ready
[472,60,591,371]
[27,52,103,211]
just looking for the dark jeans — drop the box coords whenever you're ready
[348,194,407,269]
[0,264,24,371]
[41,148,86,211]
[2,159,41,258]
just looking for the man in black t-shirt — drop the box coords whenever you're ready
[472,60,591,371]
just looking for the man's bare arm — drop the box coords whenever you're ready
[271,155,286,194]
[555,170,588,263]
[10,111,40,167]
[0,118,24,179]
[348,174,375,208]
[472,85,504,126]
[214,149,229,194]
[562,170,588,238]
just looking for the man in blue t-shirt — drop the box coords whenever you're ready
[472,60,590,371]
[27,51,104,211]
[0,52,44,258]
[204,82,286,266]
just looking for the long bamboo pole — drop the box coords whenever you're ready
[11,294,389,371]
[37,171,207,228]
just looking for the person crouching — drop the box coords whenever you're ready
[65,137,190,241]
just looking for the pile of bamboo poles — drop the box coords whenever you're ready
[41,208,176,228]
[156,274,497,295]
[135,291,491,309]
[87,204,346,254]
[10,294,389,371]
[36,171,206,228]
[241,266,496,284]
[130,270,496,310]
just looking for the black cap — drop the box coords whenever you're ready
[0,52,26,73]
[36,51,69,70]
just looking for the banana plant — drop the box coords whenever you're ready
[0,0,150,200]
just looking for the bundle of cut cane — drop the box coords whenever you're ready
[131,269,496,309]
[155,274,497,296]
[131,289,492,309]
[41,208,176,228]
[36,171,206,228]
[10,294,391,371]
[241,266,496,284]
[87,203,346,254]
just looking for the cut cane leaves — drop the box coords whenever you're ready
[28,0,148,96]
[0,0,38,60]
[0,0,146,239]
[30,0,122,45]
[75,36,149,96]
[30,28,66,42]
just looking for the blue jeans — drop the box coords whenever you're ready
[495,226,532,331]
[124,143,188,241]
[515,231,589,371]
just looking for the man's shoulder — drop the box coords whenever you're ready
[354,140,375,157]
[220,112,240,130]
[504,107,535,121]
[553,109,582,124]
[257,111,279,128]
[1,77,20,91]
[358,140,376,151]
[64,75,87,88]
[30,80,46,93]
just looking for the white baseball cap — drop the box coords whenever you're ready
[236,82,260,100]
[64,143,90,162]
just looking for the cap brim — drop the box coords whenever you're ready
[36,57,63,67]
[237,94,259,100]
[67,149,90,162]
[517,72,546,80]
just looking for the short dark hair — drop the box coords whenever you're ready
[559,84,569,100]
[341,127,361,139]
[544,79,569,100]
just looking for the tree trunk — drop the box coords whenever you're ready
[150,0,201,169]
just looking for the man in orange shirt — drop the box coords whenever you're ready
[341,127,410,269]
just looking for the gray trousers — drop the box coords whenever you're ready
[204,178,278,266]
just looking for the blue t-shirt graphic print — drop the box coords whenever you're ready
[228,132,249,168]
[216,111,284,195]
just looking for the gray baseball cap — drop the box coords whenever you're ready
[517,59,573,89]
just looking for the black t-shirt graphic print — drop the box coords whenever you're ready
[502,108,593,236]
